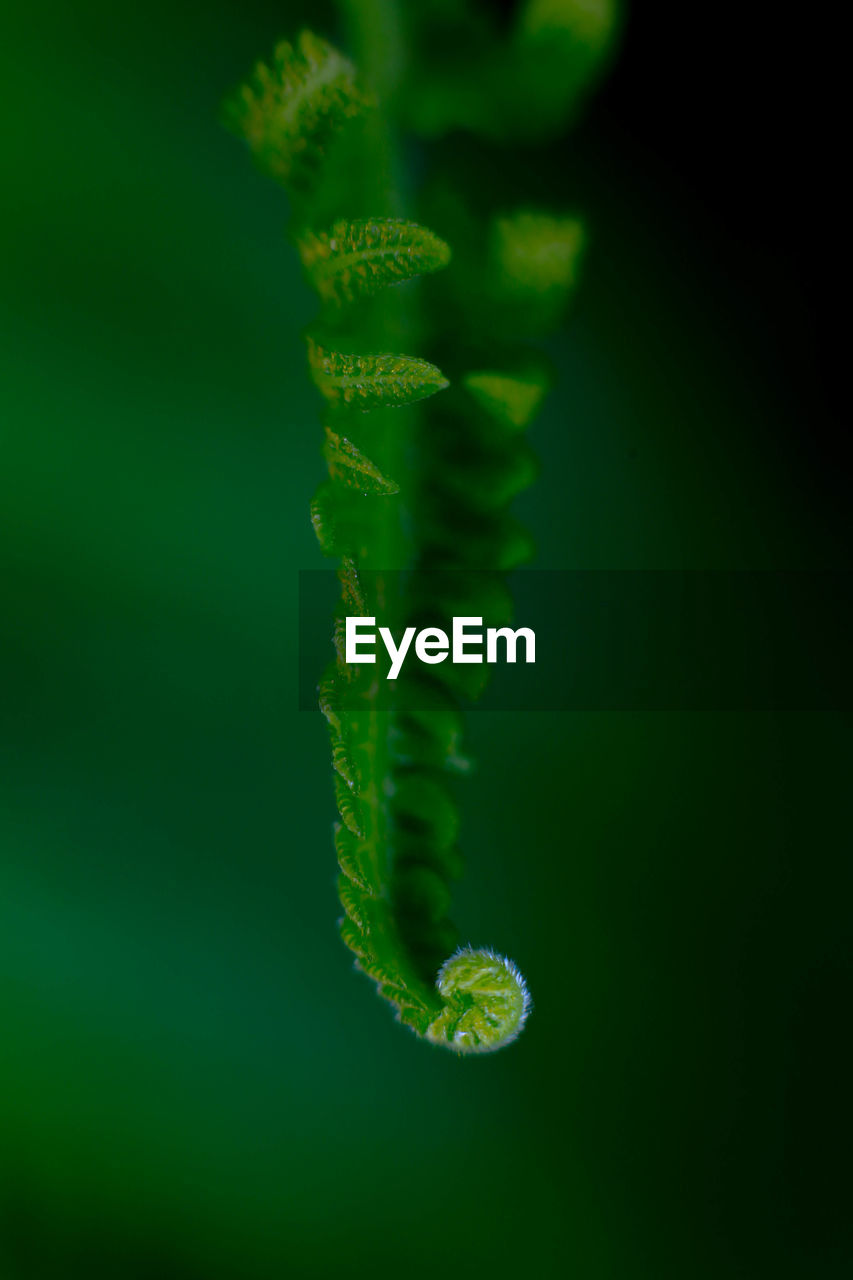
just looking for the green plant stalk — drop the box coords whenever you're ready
[336,1,442,1021]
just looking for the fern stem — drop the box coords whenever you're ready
[339,0,406,104]
[337,0,440,1016]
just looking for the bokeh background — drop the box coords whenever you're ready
[2,3,849,1277]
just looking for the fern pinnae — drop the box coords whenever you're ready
[224,31,372,190]
[337,554,368,616]
[333,822,371,893]
[309,339,449,411]
[334,773,365,839]
[322,428,400,495]
[464,368,550,432]
[331,737,357,789]
[298,218,452,306]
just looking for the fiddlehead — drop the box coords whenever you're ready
[426,949,533,1054]
[225,17,608,1053]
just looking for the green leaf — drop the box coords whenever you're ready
[331,737,358,789]
[225,28,549,1055]
[337,556,367,614]
[338,876,372,930]
[310,482,373,558]
[224,30,372,190]
[310,483,341,556]
[464,369,549,431]
[490,211,586,334]
[322,427,400,494]
[334,773,365,838]
[298,218,451,306]
[308,338,449,411]
[334,823,371,893]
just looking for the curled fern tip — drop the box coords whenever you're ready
[426,948,532,1055]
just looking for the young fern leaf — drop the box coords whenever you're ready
[310,483,341,557]
[223,31,371,190]
[308,338,449,410]
[492,211,585,295]
[226,30,537,1057]
[425,949,532,1054]
[464,370,549,432]
[323,428,400,495]
[310,482,376,559]
[490,211,586,333]
[298,218,452,307]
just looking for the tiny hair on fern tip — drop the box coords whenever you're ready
[224,14,614,1054]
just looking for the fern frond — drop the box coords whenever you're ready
[309,339,449,410]
[318,669,343,733]
[225,27,573,1057]
[338,876,374,931]
[298,218,451,306]
[224,31,371,190]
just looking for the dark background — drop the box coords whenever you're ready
[2,3,850,1277]
[598,2,848,533]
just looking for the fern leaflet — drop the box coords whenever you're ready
[298,218,452,307]
[322,429,400,495]
[224,30,372,190]
[308,338,449,411]
[464,369,550,432]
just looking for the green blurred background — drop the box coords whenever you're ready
[2,3,850,1277]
